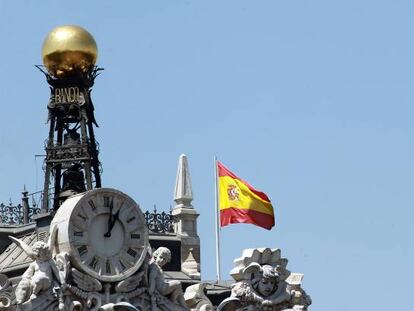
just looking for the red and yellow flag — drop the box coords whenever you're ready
[217,161,275,230]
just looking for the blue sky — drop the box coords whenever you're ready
[1,1,413,310]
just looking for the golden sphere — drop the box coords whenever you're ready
[42,25,98,78]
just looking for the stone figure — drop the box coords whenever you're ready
[183,283,213,311]
[148,247,188,310]
[218,248,311,311]
[230,263,291,310]
[9,226,64,307]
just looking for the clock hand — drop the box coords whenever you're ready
[113,208,120,221]
[104,208,120,237]
[104,204,114,237]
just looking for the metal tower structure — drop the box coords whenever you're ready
[39,67,103,212]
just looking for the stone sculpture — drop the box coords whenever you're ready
[3,188,194,311]
[2,184,312,311]
[9,226,66,311]
[184,283,213,311]
[1,211,183,311]
[98,302,140,311]
[3,242,312,311]
[218,248,311,311]
[148,247,189,310]
[3,239,190,311]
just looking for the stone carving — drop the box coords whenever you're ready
[9,226,66,311]
[98,302,139,311]
[184,283,213,311]
[5,189,190,311]
[148,247,189,310]
[62,266,147,310]
[181,249,200,280]
[6,237,190,311]
[218,248,311,311]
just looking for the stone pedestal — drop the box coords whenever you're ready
[172,207,198,237]
[172,207,200,280]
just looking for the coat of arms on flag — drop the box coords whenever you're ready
[217,161,275,230]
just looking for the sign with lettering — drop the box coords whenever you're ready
[54,87,82,104]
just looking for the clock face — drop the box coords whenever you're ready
[67,188,148,282]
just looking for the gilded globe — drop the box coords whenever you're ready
[42,25,98,78]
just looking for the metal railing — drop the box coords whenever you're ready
[0,202,40,225]
[144,206,175,234]
[0,193,175,233]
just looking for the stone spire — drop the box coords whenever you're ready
[173,154,193,209]
[171,154,200,279]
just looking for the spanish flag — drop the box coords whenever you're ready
[218,161,275,230]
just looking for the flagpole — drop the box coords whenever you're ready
[214,156,221,282]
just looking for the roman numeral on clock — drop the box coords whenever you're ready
[127,216,136,223]
[118,253,134,271]
[119,259,127,271]
[106,260,111,274]
[77,213,87,221]
[131,233,140,239]
[104,196,113,208]
[77,245,87,257]
[88,199,96,210]
[127,247,137,258]
[89,256,99,270]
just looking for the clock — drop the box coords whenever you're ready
[51,188,149,282]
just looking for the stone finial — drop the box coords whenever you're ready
[21,185,29,224]
[173,154,193,209]
[22,185,28,197]
[182,248,200,279]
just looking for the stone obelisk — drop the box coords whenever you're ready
[172,154,200,279]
